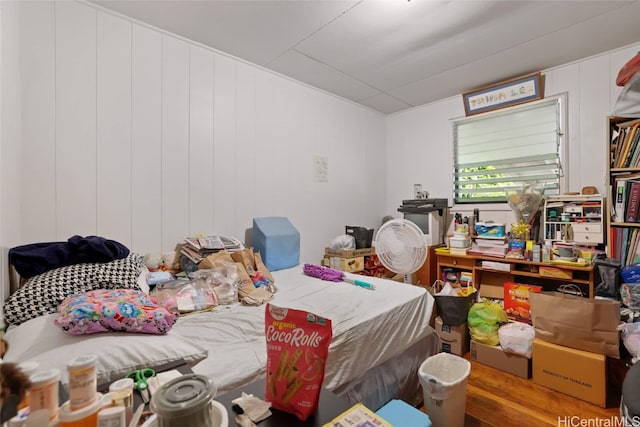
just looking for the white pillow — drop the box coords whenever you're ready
[3,313,207,386]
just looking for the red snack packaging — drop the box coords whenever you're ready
[265,303,332,421]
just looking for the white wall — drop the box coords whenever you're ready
[4,0,640,300]
[8,0,387,281]
[1,0,22,315]
[386,41,640,233]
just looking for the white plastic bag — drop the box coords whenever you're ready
[619,322,640,363]
[329,234,356,250]
[498,322,535,358]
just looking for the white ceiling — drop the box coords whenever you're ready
[90,0,640,114]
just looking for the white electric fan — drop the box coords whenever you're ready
[373,218,428,284]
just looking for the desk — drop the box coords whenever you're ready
[436,253,597,298]
[216,379,352,427]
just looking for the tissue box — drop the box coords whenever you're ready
[252,217,300,271]
[475,222,505,237]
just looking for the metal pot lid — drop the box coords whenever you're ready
[152,374,216,418]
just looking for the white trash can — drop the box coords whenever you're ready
[418,352,471,427]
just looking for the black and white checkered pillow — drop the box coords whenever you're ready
[4,253,144,326]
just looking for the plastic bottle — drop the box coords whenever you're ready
[17,361,39,410]
[67,354,98,411]
[542,243,551,262]
[28,368,61,421]
[109,377,134,425]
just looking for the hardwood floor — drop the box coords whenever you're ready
[459,353,624,427]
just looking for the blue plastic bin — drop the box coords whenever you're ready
[252,217,300,271]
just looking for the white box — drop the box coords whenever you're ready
[481,261,511,272]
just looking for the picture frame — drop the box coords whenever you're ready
[462,72,543,116]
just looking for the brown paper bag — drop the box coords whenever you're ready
[529,286,621,358]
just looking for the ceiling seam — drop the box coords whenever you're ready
[264,0,364,67]
[290,48,413,107]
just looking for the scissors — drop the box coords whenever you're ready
[126,368,156,404]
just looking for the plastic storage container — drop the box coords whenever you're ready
[418,352,471,427]
[150,374,220,427]
[474,222,505,237]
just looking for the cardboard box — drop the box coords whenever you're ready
[324,247,375,258]
[538,266,573,279]
[479,283,504,299]
[503,282,542,324]
[532,338,606,407]
[435,316,469,356]
[322,255,365,272]
[470,340,531,379]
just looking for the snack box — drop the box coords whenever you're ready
[503,282,542,324]
[322,256,364,272]
[474,222,505,237]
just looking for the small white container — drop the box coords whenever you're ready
[449,236,471,248]
[67,354,98,411]
[29,369,61,420]
[18,361,40,377]
[98,406,126,427]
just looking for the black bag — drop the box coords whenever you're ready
[593,254,621,299]
[345,226,374,249]
[434,290,477,326]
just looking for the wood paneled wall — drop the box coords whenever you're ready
[13,1,387,265]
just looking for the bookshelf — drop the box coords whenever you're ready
[607,116,640,265]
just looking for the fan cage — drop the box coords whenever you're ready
[374,219,427,275]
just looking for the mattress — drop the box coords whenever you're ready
[3,265,435,397]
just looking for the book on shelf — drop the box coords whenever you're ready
[615,177,627,223]
[626,181,640,223]
[625,125,640,167]
[616,122,639,168]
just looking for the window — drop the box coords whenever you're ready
[452,94,566,204]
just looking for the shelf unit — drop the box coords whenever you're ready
[437,253,596,298]
[606,116,640,265]
[542,194,604,245]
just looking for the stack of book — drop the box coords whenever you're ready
[468,236,508,258]
[180,235,245,263]
[180,236,225,263]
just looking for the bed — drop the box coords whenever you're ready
[3,257,437,410]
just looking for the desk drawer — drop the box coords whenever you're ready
[438,255,474,269]
[574,232,603,244]
[571,223,601,233]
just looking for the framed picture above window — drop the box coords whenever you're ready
[462,72,544,116]
[452,94,567,204]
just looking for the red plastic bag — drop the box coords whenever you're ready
[617,51,640,87]
[265,303,332,420]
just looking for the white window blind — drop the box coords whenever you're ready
[453,95,565,204]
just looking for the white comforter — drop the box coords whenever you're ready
[4,266,434,396]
